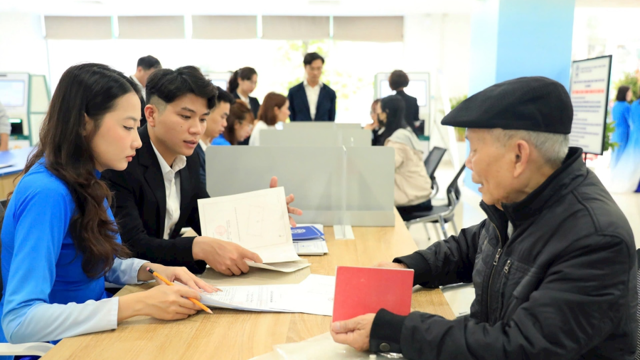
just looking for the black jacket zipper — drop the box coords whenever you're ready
[486,221,503,322]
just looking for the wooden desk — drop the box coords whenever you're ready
[42,212,454,360]
[0,147,33,198]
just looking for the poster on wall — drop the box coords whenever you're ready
[568,55,612,155]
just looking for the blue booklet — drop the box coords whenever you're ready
[291,225,324,241]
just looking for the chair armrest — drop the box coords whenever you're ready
[429,181,439,200]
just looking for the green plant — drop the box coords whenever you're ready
[604,119,618,152]
[612,72,638,101]
[450,95,467,142]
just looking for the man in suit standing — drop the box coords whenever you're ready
[131,55,162,127]
[287,52,336,121]
[103,66,301,276]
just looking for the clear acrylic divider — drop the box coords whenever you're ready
[334,132,354,240]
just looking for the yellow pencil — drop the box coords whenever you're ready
[147,267,213,314]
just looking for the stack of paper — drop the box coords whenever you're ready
[198,274,335,316]
[198,187,310,273]
[292,224,328,256]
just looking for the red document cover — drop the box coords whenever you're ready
[332,266,415,322]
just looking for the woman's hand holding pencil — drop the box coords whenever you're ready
[147,267,217,314]
[118,264,220,322]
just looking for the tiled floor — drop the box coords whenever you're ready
[408,158,640,316]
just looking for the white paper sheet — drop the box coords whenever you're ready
[198,187,300,264]
[442,283,475,317]
[293,240,329,256]
[247,260,311,273]
[198,274,335,316]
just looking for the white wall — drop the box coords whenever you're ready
[0,11,472,137]
[0,13,49,77]
[403,13,471,153]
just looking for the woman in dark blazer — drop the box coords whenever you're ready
[228,67,260,145]
[228,67,260,119]
[389,70,420,122]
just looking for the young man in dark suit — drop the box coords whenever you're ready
[103,66,301,276]
[287,52,337,121]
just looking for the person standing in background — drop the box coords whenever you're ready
[249,93,290,146]
[610,86,632,168]
[131,55,162,127]
[227,67,260,119]
[611,86,640,193]
[389,70,419,123]
[213,100,255,146]
[287,52,336,122]
[228,67,260,146]
[0,101,11,151]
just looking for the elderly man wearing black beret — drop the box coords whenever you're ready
[331,77,637,360]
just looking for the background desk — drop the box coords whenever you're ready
[42,212,455,360]
[0,147,32,199]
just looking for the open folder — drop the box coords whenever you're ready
[332,266,414,322]
[198,187,308,272]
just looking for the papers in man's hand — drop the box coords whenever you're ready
[199,274,335,316]
[293,224,328,256]
[247,259,311,273]
[198,187,300,264]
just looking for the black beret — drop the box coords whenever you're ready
[442,76,573,134]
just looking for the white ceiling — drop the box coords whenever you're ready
[0,0,637,16]
[0,0,476,16]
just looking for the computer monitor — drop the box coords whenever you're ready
[378,79,429,107]
[0,80,26,107]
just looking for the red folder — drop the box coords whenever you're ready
[332,266,414,322]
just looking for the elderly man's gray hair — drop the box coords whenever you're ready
[490,129,569,169]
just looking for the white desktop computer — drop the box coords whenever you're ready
[0,73,50,148]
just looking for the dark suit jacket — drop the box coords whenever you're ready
[287,82,336,121]
[396,90,420,122]
[102,126,208,274]
[233,92,261,119]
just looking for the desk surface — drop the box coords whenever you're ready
[0,147,33,177]
[42,212,454,360]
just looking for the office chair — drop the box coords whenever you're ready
[423,147,447,199]
[404,165,466,240]
[0,202,54,357]
[636,249,640,360]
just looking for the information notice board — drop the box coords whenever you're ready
[568,55,612,155]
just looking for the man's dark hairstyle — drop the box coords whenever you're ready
[303,52,325,66]
[215,86,236,107]
[137,55,161,71]
[146,66,217,110]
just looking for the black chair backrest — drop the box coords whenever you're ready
[424,147,447,181]
[446,165,466,207]
[0,202,5,301]
[636,249,640,360]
